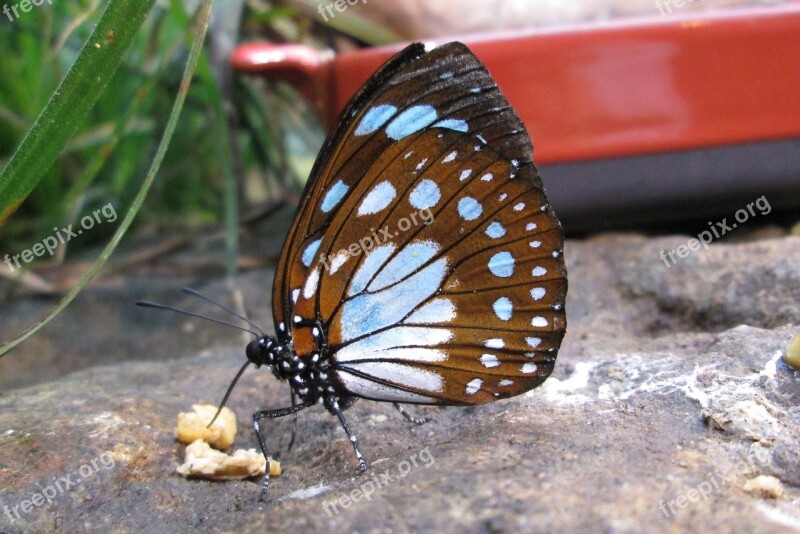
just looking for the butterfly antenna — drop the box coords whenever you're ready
[135,300,262,338]
[182,287,265,337]
[207,360,251,428]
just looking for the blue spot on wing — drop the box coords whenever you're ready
[493,297,513,321]
[369,241,440,293]
[386,105,438,140]
[355,105,397,136]
[433,118,468,132]
[321,180,349,213]
[458,197,483,221]
[342,258,448,341]
[488,251,515,278]
[302,238,322,267]
[348,244,396,296]
[409,179,441,210]
[485,222,506,239]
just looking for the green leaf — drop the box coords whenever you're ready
[0,0,157,224]
[0,0,217,358]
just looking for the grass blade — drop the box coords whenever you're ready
[0,0,156,224]
[0,0,217,358]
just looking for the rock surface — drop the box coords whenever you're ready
[1,234,799,533]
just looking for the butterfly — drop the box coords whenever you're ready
[142,41,567,501]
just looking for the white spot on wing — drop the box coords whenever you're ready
[358,181,396,216]
[522,363,538,374]
[405,298,456,324]
[526,337,542,348]
[531,287,546,301]
[303,268,320,300]
[443,151,458,163]
[341,362,444,393]
[338,346,447,364]
[335,326,452,361]
[532,316,548,327]
[532,266,547,277]
[466,378,483,395]
[485,338,505,349]
[334,371,438,403]
[480,354,500,368]
[329,251,349,275]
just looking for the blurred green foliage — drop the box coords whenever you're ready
[0,0,331,258]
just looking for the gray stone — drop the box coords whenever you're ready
[1,234,799,533]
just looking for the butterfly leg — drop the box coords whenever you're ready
[392,402,429,425]
[327,396,367,473]
[287,389,298,453]
[252,402,313,501]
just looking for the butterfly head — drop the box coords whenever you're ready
[245,336,284,368]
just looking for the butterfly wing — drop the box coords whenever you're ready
[273,42,566,405]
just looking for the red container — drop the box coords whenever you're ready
[232,5,800,230]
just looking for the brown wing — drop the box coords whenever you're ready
[271,42,566,405]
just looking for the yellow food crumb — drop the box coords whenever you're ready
[784,332,800,370]
[177,440,280,480]
[743,475,783,499]
[176,404,237,450]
